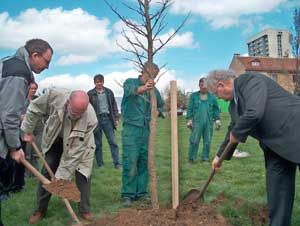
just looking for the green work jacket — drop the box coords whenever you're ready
[186,91,220,123]
[121,77,164,127]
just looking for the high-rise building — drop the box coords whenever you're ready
[247,28,292,58]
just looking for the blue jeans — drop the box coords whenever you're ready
[94,115,119,167]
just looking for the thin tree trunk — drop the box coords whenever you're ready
[148,90,159,209]
[144,0,159,209]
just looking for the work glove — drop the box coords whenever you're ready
[215,120,221,130]
[186,120,193,129]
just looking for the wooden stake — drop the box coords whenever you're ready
[170,80,179,209]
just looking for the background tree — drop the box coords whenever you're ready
[163,86,189,113]
[292,7,300,94]
[104,0,188,209]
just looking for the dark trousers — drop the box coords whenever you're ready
[10,162,24,191]
[262,145,297,226]
[94,115,119,167]
[36,139,91,213]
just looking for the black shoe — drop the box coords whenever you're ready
[188,159,195,164]
[122,197,132,207]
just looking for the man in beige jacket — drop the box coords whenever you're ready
[21,88,97,224]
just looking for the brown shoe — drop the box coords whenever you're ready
[80,212,93,221]
[28,211,45,224]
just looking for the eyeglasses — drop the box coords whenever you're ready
[39,54,50,67]
[67,104,85,120]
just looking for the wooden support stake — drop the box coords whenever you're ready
[170,80,179,209]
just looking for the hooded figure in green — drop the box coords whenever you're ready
[186,77,220,162]
[121,62,164,206]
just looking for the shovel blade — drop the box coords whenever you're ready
[43,179,81,202]
[181,189,203,206]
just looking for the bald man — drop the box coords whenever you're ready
[21,88,97,224]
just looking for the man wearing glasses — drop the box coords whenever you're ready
[207,70,300,226]
[21,89,98,224]
[0,39,52,226]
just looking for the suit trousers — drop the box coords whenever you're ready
[36,138,91,213]
[262,145,297,226]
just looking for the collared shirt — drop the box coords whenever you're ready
[233,86,238,104]
[97,89,109,114]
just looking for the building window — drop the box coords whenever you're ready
[277,32,282,57]
[251,59,260,66]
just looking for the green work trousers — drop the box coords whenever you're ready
[121,124,149,200]
[188,121,212,161]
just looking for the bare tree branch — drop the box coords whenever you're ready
[104,0,147,36]
[123,2,144,18]
[153,13,190,56]
[114,78,124,88]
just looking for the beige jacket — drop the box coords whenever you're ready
[21,88,97,179]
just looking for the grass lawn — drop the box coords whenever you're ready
[3,113,300,226]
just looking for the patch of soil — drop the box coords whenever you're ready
[211,192,227,206]
[88,201,232,226]
[249,204,269,226]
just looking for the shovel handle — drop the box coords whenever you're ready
[63,198,81,224]
[20,158,50,185]
[31,142,55,179]
[198,142,236,198]
[217,142,237,165]
[30,142,81,224]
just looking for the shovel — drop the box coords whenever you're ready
[181,142,236,205]
[30,142,88,226]
[20,157,80,202]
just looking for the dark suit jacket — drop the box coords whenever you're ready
[218,72,300,164]
[87,87,119,129]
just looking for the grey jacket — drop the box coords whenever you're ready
[21,88,98,179]
[0,47,33,158]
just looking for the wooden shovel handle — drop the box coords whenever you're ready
[31,142,55,179]
[198,142,236,198]
[20,158,50,185]
[217,142,237,165]
[31,142,81,224]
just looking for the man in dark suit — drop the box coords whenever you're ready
[206,70,300,226]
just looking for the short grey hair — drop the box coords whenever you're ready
[206,69,237,88]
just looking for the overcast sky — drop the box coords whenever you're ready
[0,0,299,96]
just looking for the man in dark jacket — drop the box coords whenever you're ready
[207,70,300,226]
[0,39,52,226]
[88,74,120,169]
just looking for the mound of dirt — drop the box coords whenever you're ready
[88,201,232,226]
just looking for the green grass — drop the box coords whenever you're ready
[2,113,300,225]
